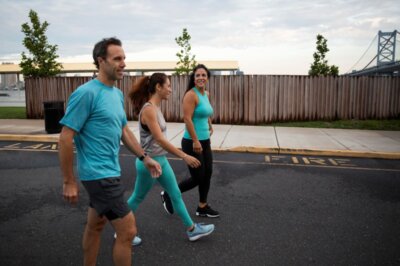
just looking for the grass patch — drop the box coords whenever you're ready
[0,106,399,130]
[269,119,400,130]
[0,107,27,119]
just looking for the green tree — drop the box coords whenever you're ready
[174,28,197,75]
[20,9,62,77]
[309,34,339,76]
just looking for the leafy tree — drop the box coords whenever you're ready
[20,9,62,77]
[309,34,339,76]
[174,28,197,75]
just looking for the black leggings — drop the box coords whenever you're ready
[179,138,213,203]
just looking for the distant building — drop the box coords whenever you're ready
[0,74,17,90]
[0,61,240,88]
[0,60,240,78]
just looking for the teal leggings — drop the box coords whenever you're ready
[127,155,193,228]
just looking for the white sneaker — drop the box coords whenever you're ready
[114,233,142,246]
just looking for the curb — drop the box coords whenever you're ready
[1,134,400,160]
[0,134,59,142]
[277,148,400,160]
[213,146,400,160]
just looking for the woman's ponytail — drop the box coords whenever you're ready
[129,73,168,115]
[129,76,150,115]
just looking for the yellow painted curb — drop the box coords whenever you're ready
[213,146,280,154]
[278,148,400,160]
[213,146,400,160]
[0,134,59,142]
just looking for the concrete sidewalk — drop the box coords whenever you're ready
[0,119,400,159]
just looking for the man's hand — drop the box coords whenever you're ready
[63,181,79,205]
[59,126,78,205]
[143,156,162,178]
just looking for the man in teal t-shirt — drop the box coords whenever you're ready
[61,78,127,181]
[58,37,161,266]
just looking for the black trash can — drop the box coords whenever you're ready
[43,101,65,134]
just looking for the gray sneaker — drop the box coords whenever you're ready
[187,223,215,241]
[114,233,142,246]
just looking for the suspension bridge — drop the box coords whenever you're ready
[346,30,399,76]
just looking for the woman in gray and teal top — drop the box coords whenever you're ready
[161,64,219,218]
[126,73,214,242]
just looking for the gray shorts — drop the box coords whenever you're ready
[81,177,131,221]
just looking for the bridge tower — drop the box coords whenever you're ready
[377,30,397,66]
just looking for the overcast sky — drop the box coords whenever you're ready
[0,0,399,74]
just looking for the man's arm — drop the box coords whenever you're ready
[121,125,162,177]
[58,126,79,204]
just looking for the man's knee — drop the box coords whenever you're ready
[87,221,107,235]
[116,225,136,243]
[114,213,137,242]
[126,224,137,240]
[86,213,107,233]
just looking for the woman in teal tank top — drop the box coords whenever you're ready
[126,73,215,242]
[161,64,220,218]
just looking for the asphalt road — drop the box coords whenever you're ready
[1,141,400,266]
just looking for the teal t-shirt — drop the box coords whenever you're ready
[183,87,214,140]
[60,79,127,181]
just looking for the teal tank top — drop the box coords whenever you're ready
[183,87,214,140]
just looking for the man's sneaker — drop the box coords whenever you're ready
[196,205,220,218]
[187,223,215,241]
[114,233,142,246]
[161,191,174,215]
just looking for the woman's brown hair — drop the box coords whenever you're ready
[128,73,168,115]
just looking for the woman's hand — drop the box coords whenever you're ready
[193,140,202,154]
[183,154,201,168]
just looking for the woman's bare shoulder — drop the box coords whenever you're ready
[183,89,198,102]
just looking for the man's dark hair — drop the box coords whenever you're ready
[92,37,122,69]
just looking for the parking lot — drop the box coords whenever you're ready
[1,141,400,265]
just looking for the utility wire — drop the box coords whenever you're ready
[345,34,377,73]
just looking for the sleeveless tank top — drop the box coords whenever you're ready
[138,102,168,157]
[183,87,214,140]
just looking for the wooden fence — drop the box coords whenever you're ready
[25,75,400,124]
